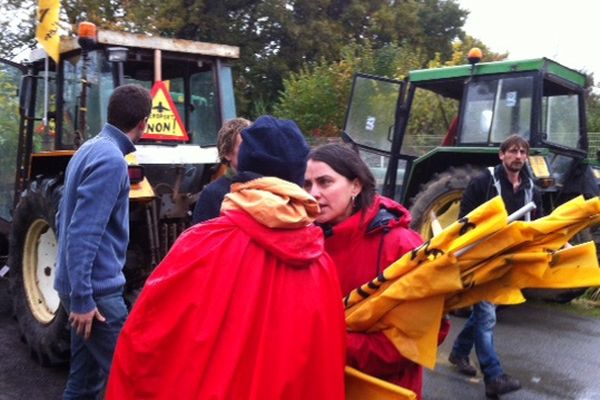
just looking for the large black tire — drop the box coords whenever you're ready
[409,165,483,239]
[8,177,70,366]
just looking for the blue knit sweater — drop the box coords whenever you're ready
[54,124,135,313]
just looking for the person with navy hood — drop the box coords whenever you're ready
[107,116,345,400]
[54,84,152,399]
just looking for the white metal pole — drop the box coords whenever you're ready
[455,201,537,258]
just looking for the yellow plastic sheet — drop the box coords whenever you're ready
[344,195,600,369]
[345,366,416,400]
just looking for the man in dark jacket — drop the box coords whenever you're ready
[448,134,542,398]
[191,117,250,224]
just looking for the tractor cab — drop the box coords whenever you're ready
[0,26,240,365]
[344,55,600,239]
[343,54,600,304]
[411,57,587,151]
[12,26,238,199]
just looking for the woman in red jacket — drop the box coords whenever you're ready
[304,143,448,399]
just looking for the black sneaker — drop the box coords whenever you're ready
[485,374,521,398]
[448,353,477,376]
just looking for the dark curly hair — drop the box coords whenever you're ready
[217,118,251,164]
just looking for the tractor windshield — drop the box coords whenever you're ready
[460,75,534,144]
[61,49,235,148]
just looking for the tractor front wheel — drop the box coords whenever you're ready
[409,165,483,239]
[8,177,69,366]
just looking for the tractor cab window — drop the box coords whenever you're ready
[343,74,407,197]
[124,60,234,147]
[63,51,113,147]
[541,82,581,149]
[460,76,534,144]
[64,48,235,148]
[32,68,58,152]
[189,71,220,147]
[403,87,459,155]
[344,75,400,153]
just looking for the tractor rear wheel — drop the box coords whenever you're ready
[409,165,483,239]
[8,177,69,366]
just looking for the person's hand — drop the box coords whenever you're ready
[69,308,106,340]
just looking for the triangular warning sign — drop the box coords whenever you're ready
[142,81,189,141]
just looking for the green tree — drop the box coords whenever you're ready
[1,0,468,119]
[274,41,424,136]
[65,0,467,117]
[0,1,36,59]
[273,35,507,143]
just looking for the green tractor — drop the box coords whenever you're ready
[343,53,600,298]
[0,26,239,365]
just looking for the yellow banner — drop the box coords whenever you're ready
[344,196,600,369]
[36,0,61,63]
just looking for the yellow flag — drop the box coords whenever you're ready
[36,0,61,63]
[343,195,600,370]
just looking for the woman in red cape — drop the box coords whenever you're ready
[107,116,345,400]
[304,143,450,400]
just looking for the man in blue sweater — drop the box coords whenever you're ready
[54,84,151,399]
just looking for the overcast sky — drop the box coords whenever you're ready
[457,0,598,86]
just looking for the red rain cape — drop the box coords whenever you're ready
[107,178,346,399]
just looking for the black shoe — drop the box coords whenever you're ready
[448,353,477,376]
[485,374,521,398]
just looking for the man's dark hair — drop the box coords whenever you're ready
[307,143,376,214]
[500,134,530,154]
[107,84,152,132]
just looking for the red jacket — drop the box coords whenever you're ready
[107,178,345,399]
[323,195,431,398]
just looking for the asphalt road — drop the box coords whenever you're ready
[1,276,600,399]
[425,304,600,399]
[0,278,66,400]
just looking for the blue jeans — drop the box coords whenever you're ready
[60,291,128,400]
[451,301,503,382]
